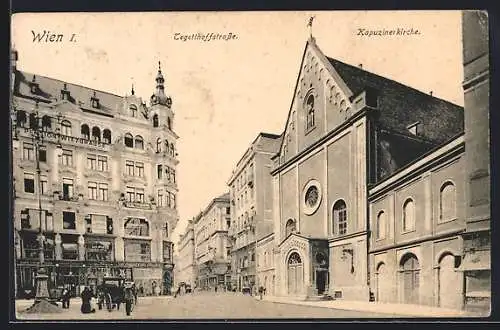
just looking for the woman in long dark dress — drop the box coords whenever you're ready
[80,287,96,314]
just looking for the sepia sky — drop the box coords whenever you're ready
[11,11,464,246]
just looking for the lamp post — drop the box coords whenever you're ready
[11,101,64,309]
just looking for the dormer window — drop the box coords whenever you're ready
[91,91,100,109]
[30,75,39,94]
[61,83,71,100]
[130,104,138,117]
[407,122,421,136]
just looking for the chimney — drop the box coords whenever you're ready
[358,63,363,69]
[430,91,433,96]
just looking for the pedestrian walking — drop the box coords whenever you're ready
[123,284,135,316]
[61,287,71,308]
[258,286,264,300]
[173,285,181,298]
[80,287,96,314]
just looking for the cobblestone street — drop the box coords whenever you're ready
[16,292,400,320]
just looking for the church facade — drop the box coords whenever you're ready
[269,37,464,302]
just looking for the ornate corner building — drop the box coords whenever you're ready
[10,51,179,298]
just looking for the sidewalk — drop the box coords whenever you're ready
[15,295,173,311]
[256,295,483,318]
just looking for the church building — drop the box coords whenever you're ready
[270,36,464,302]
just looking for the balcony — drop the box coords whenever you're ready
[122,201,153,210]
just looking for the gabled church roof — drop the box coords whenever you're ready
[326,57,464,143]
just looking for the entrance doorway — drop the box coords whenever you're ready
[316,270,327,295]
[401,254,420,304]
[287,252,303,295]
[438,254,462,309]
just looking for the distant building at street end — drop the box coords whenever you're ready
[175,219,196,288]
[11,53,179,298]
[193,193,232,290]
[227,132,281,292]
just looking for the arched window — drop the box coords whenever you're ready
[440,182,456,222]
[124,133,134,148]
[376,211,386,239]
[170,143,175,156]
[92,126,101,142]
[16,111,27,128]
[124,217,149,237]
[288,252,302,265]
[81,124,90,139]
[60,120,72,136]
[153,114,159,128]
[167,117,172,130]
[134,135,144,149]
[164,139,169,153]
[306,94,315,130]
[156,138,162,153]
[403,198,415,232]
[129,104,137,117]
[333,200,347,235]
[103,129,111,144]
[29,113,38,129]
[285,219,296,237]
[41,115,51,131]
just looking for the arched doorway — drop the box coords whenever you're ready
[401,254,420,304]
[438,254,462,309]
[287,252,303,296]
[376,262,387,303]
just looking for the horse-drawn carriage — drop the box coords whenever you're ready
[97,277,137,315]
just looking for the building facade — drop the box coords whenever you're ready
[256,233,276,295]
[460,10,490,313]
[368,135,466,309]
[11,52,179,298]
[269,37,464,301]
[194,193,232,290]
[175,219,196,287]
[227,133,280,291]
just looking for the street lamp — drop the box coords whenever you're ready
[12,101,65,309]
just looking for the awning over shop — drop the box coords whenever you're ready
[457,250,490,271]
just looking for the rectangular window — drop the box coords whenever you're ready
[97,156,108,172]
[124,240,151,262]
[157,190,164,207]
[136,188,145,203]
[166,167,171,181]
[172,193,176,209]
[163,242,171,263]
[166,192,171,207]
[38,146,47,162]
[62,211,76,230]
[106,217,114,234]
[62,178,74,200]
[126,186,135,202]
[226,207,231,215]
[157,165,163,179]
[125,160,134,176]
[85,239,113,261]
[88,181,98,200]
[24,173,35,193]
[171,169,176,183]
[61,149,73,166]
[87,154,97,170]
[40,175,48,195]
[23,143,34,160]
[136,162,144,177]
[99,183,108,201]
